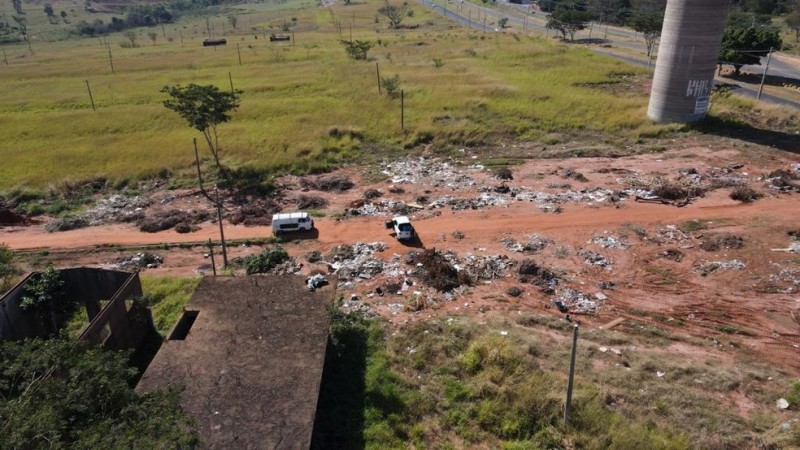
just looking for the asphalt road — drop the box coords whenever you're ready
[420,0,800,109]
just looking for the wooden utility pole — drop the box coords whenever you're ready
[228,72,234,94]
[237,43,242,65]
[757,47,773,101]
[376,62,381,93]
[161,23,166,38]
[2,48,7,65]
[564,324,579,425]
[214,186,229,267]
[85,80,96,111]
[179,30,184,46]
[400,90,405,132]
[207,239,217,276]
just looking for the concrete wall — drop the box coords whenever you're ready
[0,267,146,349]
[647,0,730,123]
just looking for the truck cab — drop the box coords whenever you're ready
[386,215,415,241]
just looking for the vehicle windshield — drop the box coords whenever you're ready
[398,223,412,232]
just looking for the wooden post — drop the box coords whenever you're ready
[107,47,115,74]
[179,30,184,46]
[206,17,211,37]
[85,80,96,111]
[207,239,217,276]
[215,186,229,268]
[292,32,295,46]
[26,37,33,55]
[161,23,166,39]
[564,324,579,425]
[400,90,404,132]
[237,43,242,65]
[2,48,7,65]
[222,22,226,36]
[376,62,381,93]
[228,71,234,94]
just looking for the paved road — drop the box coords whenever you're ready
[420,0,800,109]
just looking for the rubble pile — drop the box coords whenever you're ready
[413,248,472,292]
[457,254,514,280]
[502,234,553,253]
[228,198,282,226]
[115,252,163,270]
[428,193,509,211]
[518,259,559,293]
[765,266,800,293]
[578,249,612,269]
[82,195,150,225]
[327,242,392,281]
[350,199,408,217]
[764,169,800,192]
[554,288,604,314]
[138,209,209,233]
[700,234,744,252]
[300,174,354,192]
[381,157,479,190]
[648,225,697,248]
[694,259,746,276]
[591,234,630,249]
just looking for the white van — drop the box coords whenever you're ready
[385,215,415,241]
[271,212,314,235]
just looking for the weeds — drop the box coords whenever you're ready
[730,186,763,203]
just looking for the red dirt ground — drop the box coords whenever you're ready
[3,143,800,375]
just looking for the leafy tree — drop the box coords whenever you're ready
[243,246,289,275]
[123,30,138,47]
[341,39,374,60]
[719,24,782,76]
[161,83,242,176]
[228,14,237,29]
[43,3,55,22]
[629,10,663,57]
[0,338,197,448]
[0,243,16,292]
[19,266,72,335]
[498,17,509,29]
[378,1,412,29]
[787,9,800,43]
[546,5,594,41]
[148,31,158,45]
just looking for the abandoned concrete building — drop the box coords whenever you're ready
[136,275,335,449]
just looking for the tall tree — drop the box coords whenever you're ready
[629,10,663,57]
[378,1,411,28]
[546,5,594,40]
[161,84,242,176]
[0,338,197,448]
[719,24,782,75]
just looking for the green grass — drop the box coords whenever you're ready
[0,0,663,190]
[140,275,201,335]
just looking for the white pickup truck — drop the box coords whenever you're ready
[385,215,415,241]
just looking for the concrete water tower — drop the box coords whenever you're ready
[647,0,730,123]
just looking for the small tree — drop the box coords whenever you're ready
[546,6,594,41]
[341,39,373,60]
[0,243,17,293]
[380,74,401,98]
[123,30,138,47]
[787,9,800,43]
[719,24,782,76]
[148,31,157,45]
[498,17,509,29]
[43,4,55,23]
[60,10,68,23]
[378,1,411,28]
[629,11,663,57]
[227,14,238,29]
[19,266,71,335]
[161,84,242,176]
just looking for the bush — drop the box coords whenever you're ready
[729,186,762,203]
[380,74,401,99]
[416,249,471,292]
[296,194,328,209]
[700,234,745,252]
[494,167,513,180]
[788,380,800,409]
[363,189,382,200]
[243,246,290,275]
[301,174,354,192]
[45,216,88,233]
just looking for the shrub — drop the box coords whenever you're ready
[788,380,800,408]
[729,186,762,203]
[301,174,354,192]
[494,167,513,180]
[243,246,290,275]
[700,234,745,252]
[296,194,328,209]
[416,249,471,292]
[381,74,401,99]
[45,216,88,233]
[363,189,382,200]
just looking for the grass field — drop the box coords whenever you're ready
[0,0,665,190]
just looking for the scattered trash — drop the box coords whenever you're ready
[306,274,327,291]
[591,234,630,249]
[694,259,746,276]
[554,288,603,314]
[776,398,790,410]
[502,234,553,253]
[115,252,163,270]
[657,371,666,378]
[578,249,612,269]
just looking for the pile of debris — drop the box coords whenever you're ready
[79,195,151,225]
[502,234,553,253]
[700,234,744,252]
[457,254,514,280]
[348,199,410,217]
[648,225,697,248]
[138,209,209,233]
[694,259,746,276]
[518,259,559,293]
[591,234,630,249]
[115,252,163,270]
[300,174,354,192]
[411,248,472,292]
[578,249,612,269]
[326,242,392,281]
[381,157,479,190]
[428,193,509,211]
[228,197,282,226]
[553,288,605,315]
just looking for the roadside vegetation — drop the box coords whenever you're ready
[313,310,800,448]
[140,275,201,335]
